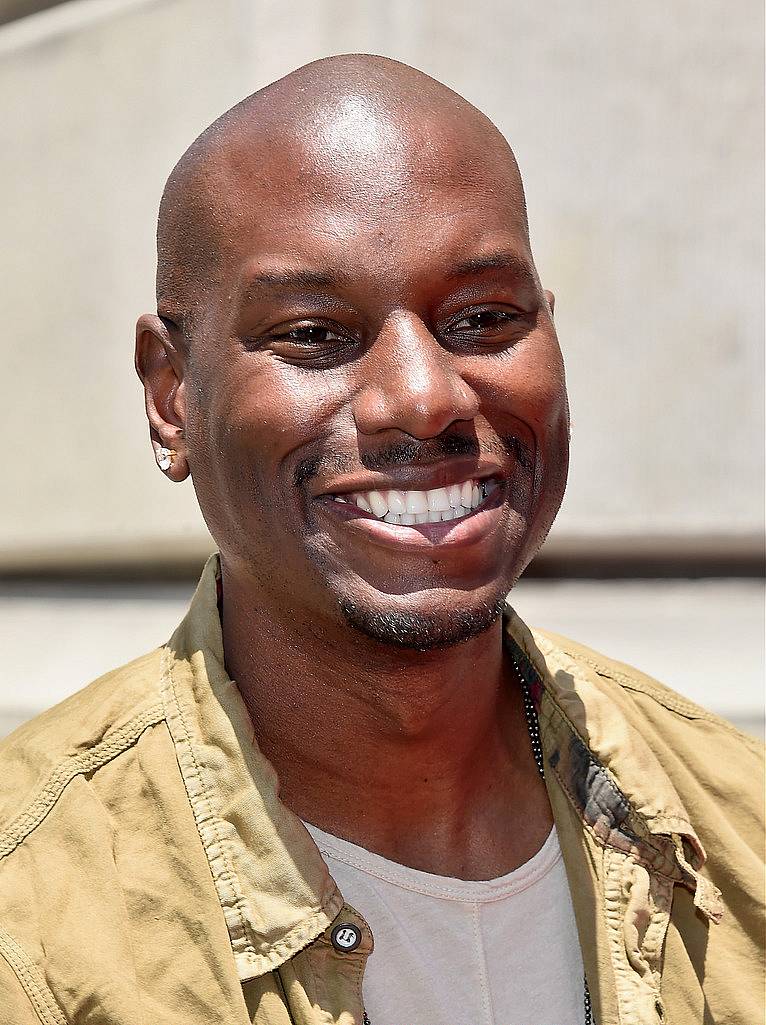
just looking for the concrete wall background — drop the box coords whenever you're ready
[0,0,763,735]
[0,0,762,568]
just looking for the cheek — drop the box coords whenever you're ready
[198,360,316,456]
[507,340,567,425]
[467,338,568,438]
[511,347,570,511]
[187,355,356,518]
[512,345,569,475]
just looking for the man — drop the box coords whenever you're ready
[0,55,762,1025]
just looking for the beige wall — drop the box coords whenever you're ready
[0,0,763,569]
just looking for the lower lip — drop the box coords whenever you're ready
[316,486,507,553]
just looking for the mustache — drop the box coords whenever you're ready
[293,433,532,489]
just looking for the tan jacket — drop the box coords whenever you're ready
[0,556,762,1025]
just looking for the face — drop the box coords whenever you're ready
[140,104,569,649]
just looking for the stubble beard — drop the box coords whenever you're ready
[336,590,509,651]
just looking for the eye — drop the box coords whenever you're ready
[270,323,347,346]
[248,319,361,369]
[448,309,522,335]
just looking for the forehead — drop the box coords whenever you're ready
[208,102,531,286]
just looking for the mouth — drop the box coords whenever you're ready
[314,472,508,553]
[328,476,501,526]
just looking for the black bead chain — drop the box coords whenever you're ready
[361,656,594,1025]
[514,654,594,1025]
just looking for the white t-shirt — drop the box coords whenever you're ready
[304,821,585,1025]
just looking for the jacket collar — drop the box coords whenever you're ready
[159,555,721,982]
[161,555,343,983]
[504,607,723,923]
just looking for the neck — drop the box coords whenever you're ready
[221,570,552,879]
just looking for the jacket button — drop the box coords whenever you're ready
[331,922,362,952]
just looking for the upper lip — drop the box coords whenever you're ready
[313,457,508,498]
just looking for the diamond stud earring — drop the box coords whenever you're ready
[156,447,177,470]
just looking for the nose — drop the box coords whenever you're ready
[352,313,480,438]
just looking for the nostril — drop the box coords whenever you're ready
[352,383,478,439]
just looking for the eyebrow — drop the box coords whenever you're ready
[446,251,537,285]
[243,268,351,297]
[240,250,537,303]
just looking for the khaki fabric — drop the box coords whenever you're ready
[0,554,762,1025]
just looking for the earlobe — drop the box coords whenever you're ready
[135,314,191,482]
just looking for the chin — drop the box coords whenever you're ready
[336,587,509,651]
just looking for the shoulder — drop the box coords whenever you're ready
[534,626,762,752]
[0,647,167,830]
[530,627,764,845]
[0,649,184,1020]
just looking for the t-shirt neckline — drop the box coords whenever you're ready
[302,820,562,904]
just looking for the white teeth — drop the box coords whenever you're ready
[387,490,407,515]
[334,477,498,526]
[368,491,388,517]
[427,487,451,512]
[405,490,429,514]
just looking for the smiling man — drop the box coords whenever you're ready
[0,56,763,1025]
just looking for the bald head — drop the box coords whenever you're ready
[138,55,567,640]
[156,55,528,339]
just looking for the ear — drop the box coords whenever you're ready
[543,290,556,316]
[134,314,190,482]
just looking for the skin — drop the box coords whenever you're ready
[136,55,569,879]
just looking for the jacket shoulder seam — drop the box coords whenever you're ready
[573,651,763,752]
[0,924,67,1025]
[570,650,711,715]
[0,703,166,860]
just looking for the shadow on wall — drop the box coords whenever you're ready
[0,0,69,26]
